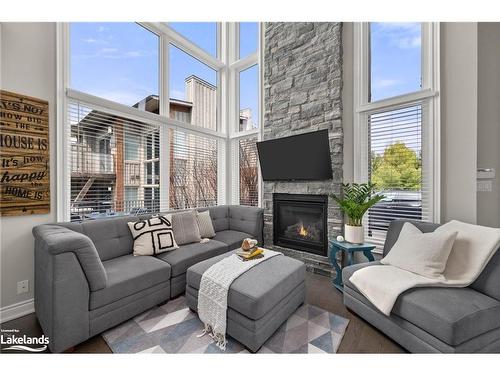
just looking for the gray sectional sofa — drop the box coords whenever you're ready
[32,205,263,353]
[343,219,500,353]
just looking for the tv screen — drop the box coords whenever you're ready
[256,129,333,181]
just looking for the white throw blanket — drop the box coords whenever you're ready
[350,220,500,316]
[197,249,282,350]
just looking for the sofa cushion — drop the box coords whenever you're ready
[383,219,440,257]
[207,205,229,232]
[61,216,140,261]
[186,250,306,320]
[196,210,216,238]
[229,206,262,241]
[213,230,251,250]
[90,255,171,310]
[471,249,500,300]
[156,239,228,277]
[392,287,500,346]
[172,210,202,245]
[127,215,179,256]
[381,222,458,279]
[343,262,500,346]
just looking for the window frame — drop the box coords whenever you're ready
[57,22,263,221]
[353,22,441,251]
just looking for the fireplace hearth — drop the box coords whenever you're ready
[273,193,328,256]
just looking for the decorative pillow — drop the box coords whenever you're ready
[172,210,202,245]
[381,222,458,279]
[196,210,216,238]
[127,215,179,256]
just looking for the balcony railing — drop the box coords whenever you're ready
[71,144,115,175]
[70,199,160,221]
[125,161,141,186]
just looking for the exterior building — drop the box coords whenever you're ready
[70,75,254,219]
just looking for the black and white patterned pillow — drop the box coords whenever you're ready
[127,215,179,256]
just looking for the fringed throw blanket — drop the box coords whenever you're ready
[197,249,282,350]
[350,220,500,316]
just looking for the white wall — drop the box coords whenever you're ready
[440,23,478,224]
[0,23,57,316]
[477,23,500,227]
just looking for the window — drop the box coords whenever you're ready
[169,44,218,130]
[70,23,159,111]
[169,130,218,209]
[239,137,259,206]
[169,22,217,57]
[370,23,422,101]
[67,101,161,221]
[63,22,261,221]
[239,22,259,59]
[354,23,439,249]
[239,65,259,131]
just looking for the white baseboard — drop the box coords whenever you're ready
[0,298,35,323]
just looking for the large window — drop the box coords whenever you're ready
[70,23,159,112]
[239,22,259,59]
[63,22,261,221]
[169,130,218,209]
[239,65,259,131]
[370,23,422,101]
[169,22,218,57]
[354,23,440,249]
[169,45,218,129]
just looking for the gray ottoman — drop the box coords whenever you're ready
[186,250,306,352]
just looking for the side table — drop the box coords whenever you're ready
[329,239,376,292]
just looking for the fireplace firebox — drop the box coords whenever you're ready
[273,193,328,256]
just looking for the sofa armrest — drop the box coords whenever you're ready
[33,224,107,291]
[228,206,264,245]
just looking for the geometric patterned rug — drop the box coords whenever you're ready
[102,296,349,354]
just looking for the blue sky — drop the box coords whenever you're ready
[71,22,419,127]
[370,22,422,101]
[71,22,259,127]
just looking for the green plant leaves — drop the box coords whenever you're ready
[331,182,385,226]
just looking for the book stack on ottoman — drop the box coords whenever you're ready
[186,250,306,352]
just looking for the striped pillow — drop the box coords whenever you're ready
[196,210,216,238]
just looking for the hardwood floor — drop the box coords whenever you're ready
[0,271,404,354]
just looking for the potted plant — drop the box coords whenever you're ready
[331,182,385,244]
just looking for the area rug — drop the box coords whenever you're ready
[102,296,349,353]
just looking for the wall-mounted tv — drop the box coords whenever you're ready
[256,129,333,181]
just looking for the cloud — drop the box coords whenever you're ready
[397,36,421,50]
[82,37,109,45]
[372,78,400,89]
[372,22,422,50]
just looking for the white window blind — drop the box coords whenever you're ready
[365,104,432,247]
[68,101,162,221]
[239,137,259,206]
[169,129,218,210]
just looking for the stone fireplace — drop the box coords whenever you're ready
[263,22,343,275]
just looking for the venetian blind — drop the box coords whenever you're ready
[238,137,259,206]
[68,101,161,221]
[365,104,432,248]
[169,129,218,210]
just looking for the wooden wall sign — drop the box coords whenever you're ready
[0,90,50,216]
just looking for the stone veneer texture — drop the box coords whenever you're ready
[263,22,343,275]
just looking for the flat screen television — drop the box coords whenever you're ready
[256,129,333,181]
